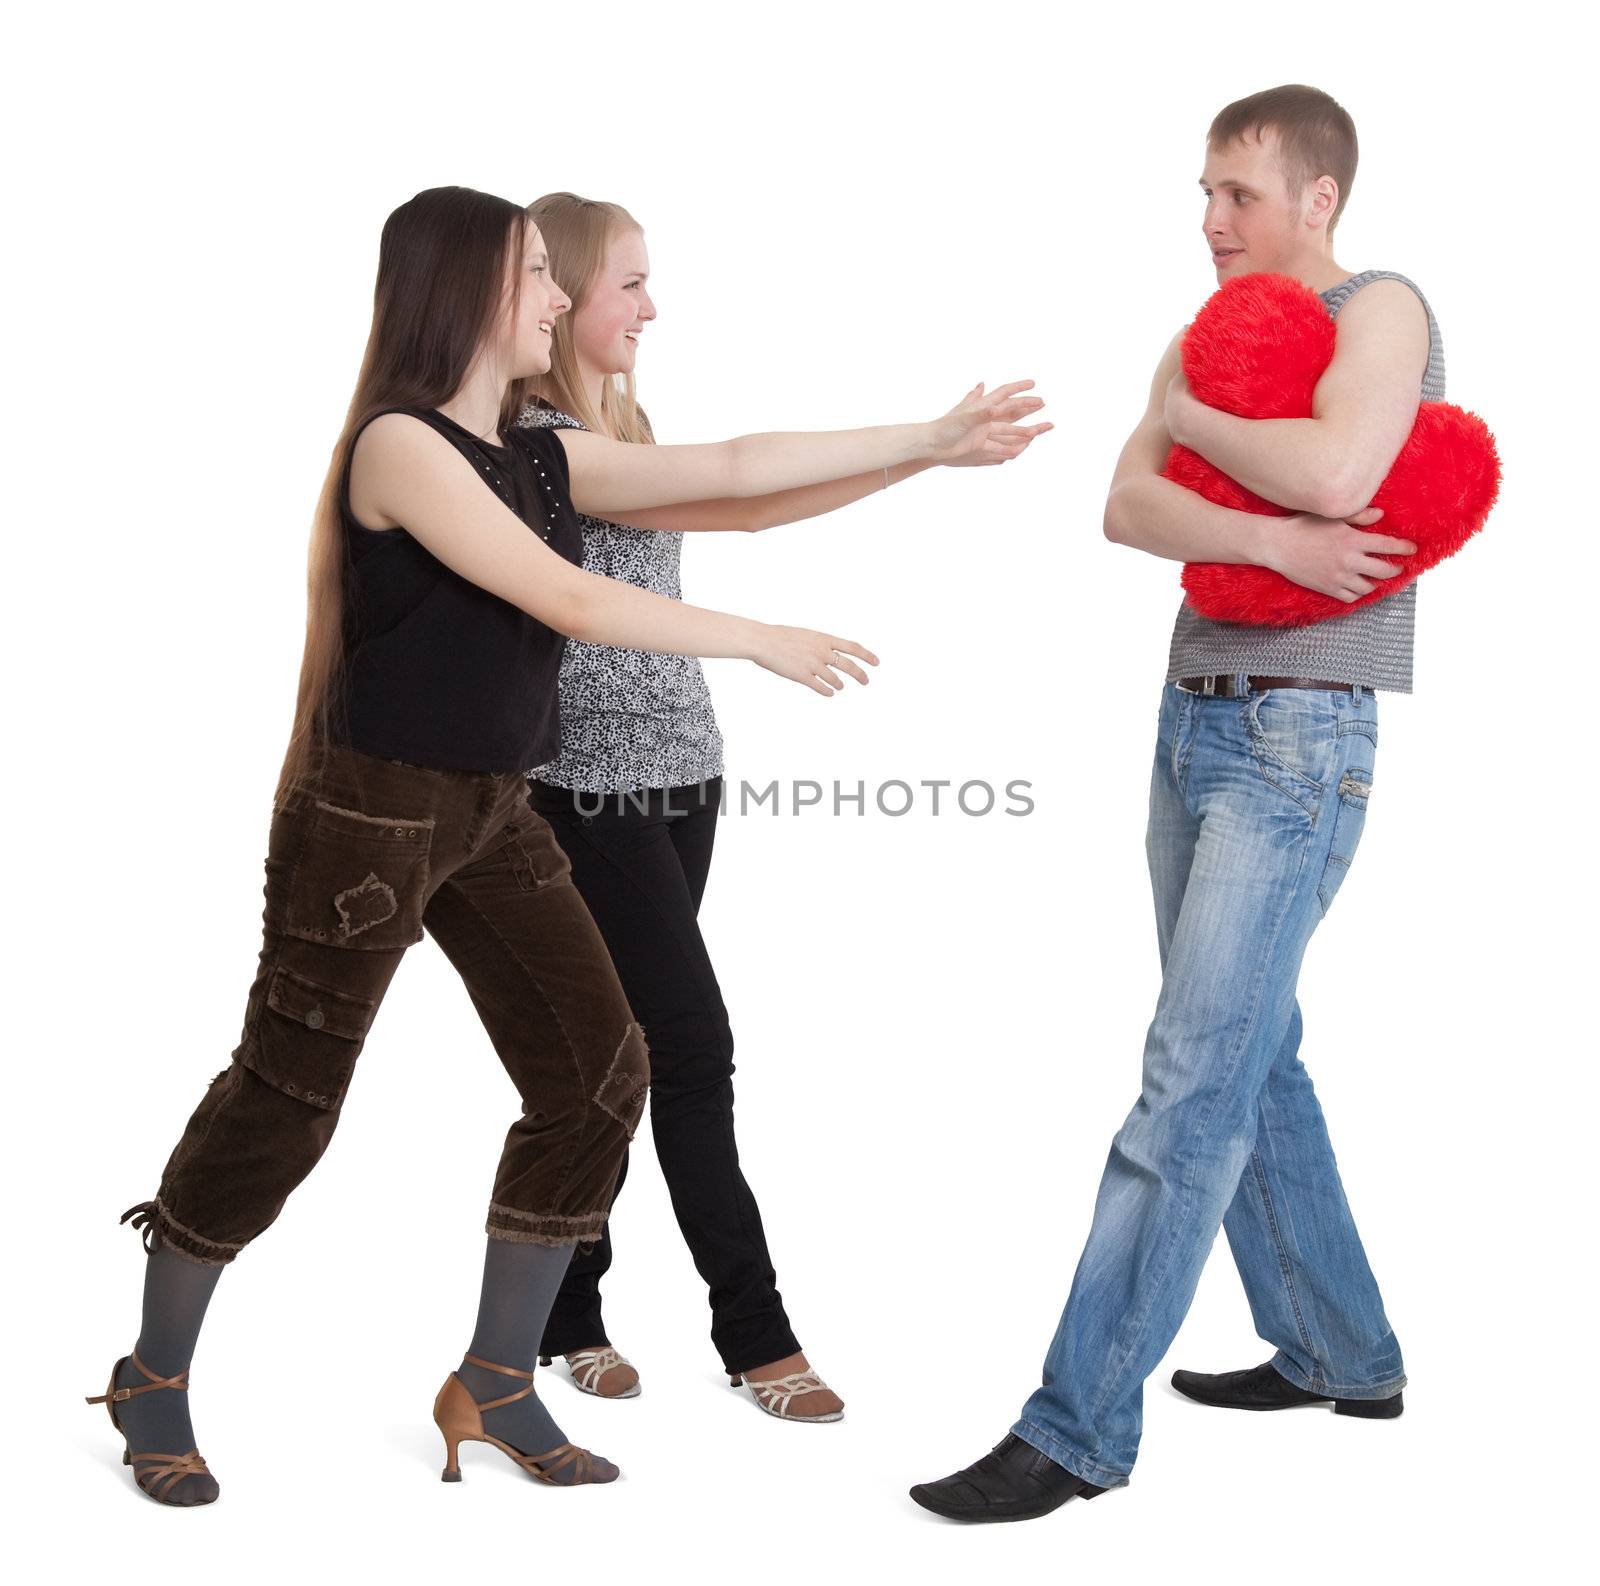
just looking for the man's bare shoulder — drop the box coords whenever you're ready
[1332,277,1430,340]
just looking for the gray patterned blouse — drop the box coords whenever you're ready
[516,403,726,792]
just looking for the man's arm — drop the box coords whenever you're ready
[1104,332,1420,604]
[1163,279,1431,519]
[1104,333,1285,563]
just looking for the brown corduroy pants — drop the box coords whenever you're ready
[140,741,648,1266]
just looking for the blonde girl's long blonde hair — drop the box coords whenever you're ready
[277,186,531,800]
[523,192,654,445]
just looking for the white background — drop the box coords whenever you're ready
[9,1,1593,1581]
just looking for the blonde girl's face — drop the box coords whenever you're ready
[572,227,655,377]
[508,224,572,377]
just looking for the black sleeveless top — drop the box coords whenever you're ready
[329,407,585,774]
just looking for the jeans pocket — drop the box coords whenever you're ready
[1245,692,1337,811]
[1317,768,1374,916]
[282,800,435,951]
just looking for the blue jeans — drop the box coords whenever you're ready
[1014,679,1405,1488]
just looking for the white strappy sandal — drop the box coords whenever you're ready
[730,1366,844,1423]
[539,1346,641,1399]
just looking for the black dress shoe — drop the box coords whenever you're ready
[909,1434,1108,1523]
[1170,1360,1403,1419]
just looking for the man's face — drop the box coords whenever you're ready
[1199,130,1321,281]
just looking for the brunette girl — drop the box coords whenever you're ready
[85,186,1037,1505]
[519,193,1050,1422]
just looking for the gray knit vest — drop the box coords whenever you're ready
[1164,270,1446,693]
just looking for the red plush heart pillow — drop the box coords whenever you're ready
[1162,273,1499,627]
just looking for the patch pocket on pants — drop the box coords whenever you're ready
[1317,769,1373,916]
[246,964,380,1109]
[592,1022,649,1139]
[284,801,434,951]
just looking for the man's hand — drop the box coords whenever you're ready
[1257,507,1419,603]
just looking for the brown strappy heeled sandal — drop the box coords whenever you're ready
[432,1354,615,1486]
[85,1350,217,1505]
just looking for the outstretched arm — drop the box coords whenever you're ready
[554,380,1040,518]
[1163,279,1431,518]
[616,460,937,533]
[616,384,1050,533]
[1104,334,1418,604]
[351,414,876,695]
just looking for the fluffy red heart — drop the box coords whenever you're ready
[1162,273,1500,627]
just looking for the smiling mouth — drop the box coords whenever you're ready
[537,321,554,336]
[623,331,640,342]
[1212,247,1242,260]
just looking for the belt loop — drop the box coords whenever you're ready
[1236,670,1250,699]
[1201,674,1216,697]
[1352,682,1364,704]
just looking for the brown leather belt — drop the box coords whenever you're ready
[1174,674,1356,697]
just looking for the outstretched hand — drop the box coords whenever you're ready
[928,380,1052,466]
[752,627,880,696]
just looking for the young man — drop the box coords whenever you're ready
[912,84,1440,1523]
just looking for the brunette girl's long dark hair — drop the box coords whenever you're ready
[278,186,530,797]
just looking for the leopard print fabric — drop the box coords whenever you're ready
[516,403,725,792]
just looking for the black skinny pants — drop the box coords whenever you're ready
[526,776,800,1375]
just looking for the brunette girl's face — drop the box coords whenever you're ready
[508,225,572,376]
[572,227,656,377]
